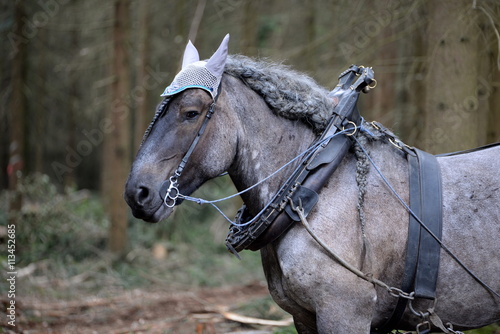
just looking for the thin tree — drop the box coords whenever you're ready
[103,0,131,254]
[133,0,151,151]
[8,0,26,225]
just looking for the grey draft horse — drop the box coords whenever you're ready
[125,38,500,333]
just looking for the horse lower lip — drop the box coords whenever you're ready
[139,202,176,223]
[130,202,162,222]
[143,215,160,223]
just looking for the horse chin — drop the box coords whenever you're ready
[134,203,174,223]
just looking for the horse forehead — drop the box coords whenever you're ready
[172,89,212,107]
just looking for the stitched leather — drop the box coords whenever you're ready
[377,148,443,333]
[413,148,443,299]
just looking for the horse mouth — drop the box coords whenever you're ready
[130,201,174,223]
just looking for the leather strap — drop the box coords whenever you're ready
[377,148,443,333]
[247,134,353,251]
[226,65,375,253]
[412,148,443,299]
[436,142,500,157]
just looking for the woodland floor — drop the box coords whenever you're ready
[2,281,294,334]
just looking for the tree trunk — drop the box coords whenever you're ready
[367,1,398,127]
[133,0,151,152]
[489,66,500,143]
[421,0,480,153]
[240,0,258,56]
[304,0,316,73]
[103,0,131,255]
[34,26,46,175]
[8,0,26,225]
[188,0,206,44]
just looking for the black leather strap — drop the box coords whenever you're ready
[412,148,443,299]
[376,148,443,332]
[226,66,375,253]
[435,142,500,157]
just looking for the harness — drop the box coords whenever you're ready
[155,64,500,333]
[223,65,446,332]
[368,122,444,333]
[226,65,373,254]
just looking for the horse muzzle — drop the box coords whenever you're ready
[124,177,174,223]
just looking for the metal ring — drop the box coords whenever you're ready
[388,288,414,300]
[416,321,431,334]
[389,138,404,150]
[343,121,357,137]
[368,79,377,89]
[370,121,380,130]
[163,176,180,208]
[408,297,430,318]
[163,186,179,207]
[163,194,176,208]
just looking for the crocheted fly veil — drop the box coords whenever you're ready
[140,35,230,146]
[161,34,230,100]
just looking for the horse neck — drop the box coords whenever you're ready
[223,76,317,214]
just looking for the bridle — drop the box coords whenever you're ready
[158,85,221,208]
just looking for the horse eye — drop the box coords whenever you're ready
[185,110,200,120]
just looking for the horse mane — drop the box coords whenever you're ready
[224,55,336,133]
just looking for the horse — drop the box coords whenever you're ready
[124,41,500,333]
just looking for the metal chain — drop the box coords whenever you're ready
[445,323,465,334]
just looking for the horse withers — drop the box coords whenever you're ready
[125,36,500,333]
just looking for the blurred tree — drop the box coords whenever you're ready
[188,0,206,44]
[241,0,259,56]
[491,67,500,143]
[65,11,80,188]
[421,0,481,153]
[477,2,500,144]
[366,1,398,126]
[34,25,46,175]
[133,0,151,152]
[103,0,131,254]
[8,0,26,225]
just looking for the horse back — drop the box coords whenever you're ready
[432,144,500,326]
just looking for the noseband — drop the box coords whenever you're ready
[159,86,221,207]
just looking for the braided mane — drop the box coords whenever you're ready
[224,55,335,133]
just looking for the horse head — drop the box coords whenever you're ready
[124,35,237,223]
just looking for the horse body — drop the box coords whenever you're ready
[125,54,500,333]
[261,141,500,332]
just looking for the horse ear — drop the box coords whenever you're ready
[182,40,200,69]
[205,34,230,78]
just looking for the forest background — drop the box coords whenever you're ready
[1,0,500,333]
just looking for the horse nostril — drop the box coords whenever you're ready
[136,186,150,204]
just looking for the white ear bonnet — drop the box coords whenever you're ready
[161,34,230,100]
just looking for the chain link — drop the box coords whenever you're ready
[445,323,465,334]
[388,287,415,300]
